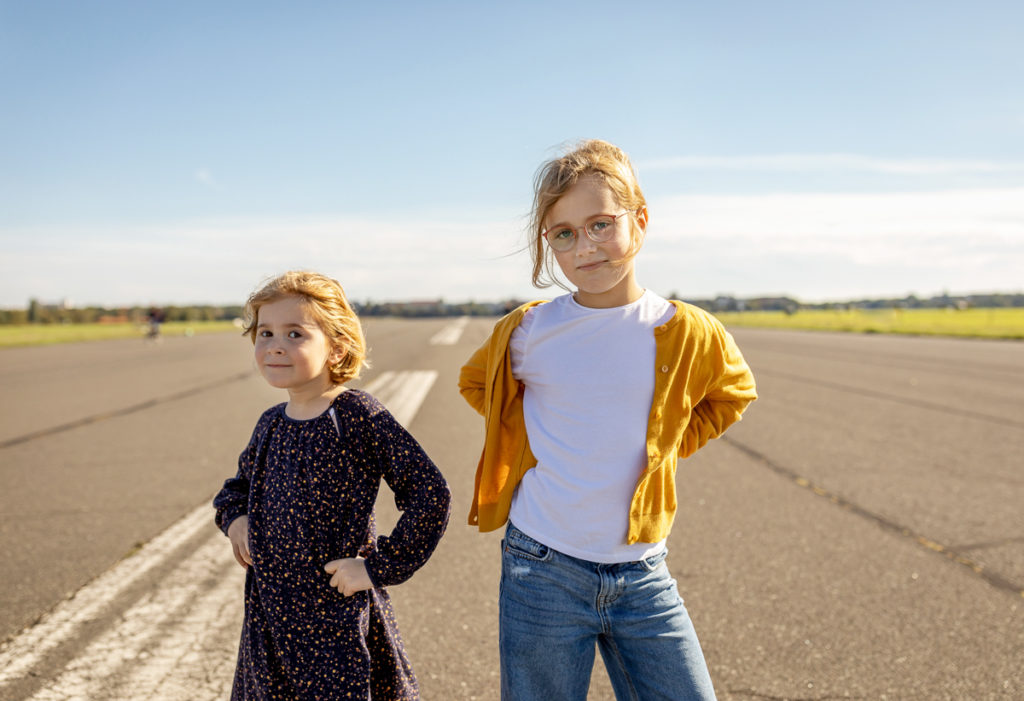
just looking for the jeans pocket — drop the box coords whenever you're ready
[503,524,552,562]
[641,548,668,572]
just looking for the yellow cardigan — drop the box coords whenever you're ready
[458,299,757,544]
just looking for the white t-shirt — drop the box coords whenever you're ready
[509,290,674,563]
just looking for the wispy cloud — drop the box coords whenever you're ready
[194,168,218,189]
[652,187,1024,239]
[0,212,531,307]
[2,188,1021,306]
[642,187,1024,300]
[640,154,1024,176]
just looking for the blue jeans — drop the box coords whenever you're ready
[499,523,717,701]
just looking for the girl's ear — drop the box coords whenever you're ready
[329,344,347,366]
[635,205,649,233]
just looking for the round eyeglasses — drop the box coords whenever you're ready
[541,211,632,252]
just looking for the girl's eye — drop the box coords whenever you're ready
[288,330,302,339]
[590,219,611,232]
[258,330,272,337]
[552,228,574,241]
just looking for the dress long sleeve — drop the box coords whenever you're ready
[213,411,272,534]
[362,403,452,588]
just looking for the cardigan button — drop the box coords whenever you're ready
[660,365,669,373]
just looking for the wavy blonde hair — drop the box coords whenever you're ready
[529,139,647,289]
[243,271,368,384]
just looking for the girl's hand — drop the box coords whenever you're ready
[227,515,252,569]
[323,557,373,596]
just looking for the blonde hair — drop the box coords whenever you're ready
[243,271,368,384]
[529,139,647,289]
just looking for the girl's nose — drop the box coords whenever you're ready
[575,235,597,254]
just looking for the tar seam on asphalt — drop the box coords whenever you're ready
[756,368,1024,430]
[722,435,1024,600]
[0,371,255,451]
[754,340,1024,380]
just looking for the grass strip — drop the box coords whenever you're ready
[713,307,1024,340]
[0,321,240,348]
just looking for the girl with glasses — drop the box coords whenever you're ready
[459,140,756,700]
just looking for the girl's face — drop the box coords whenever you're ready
[544,175,647,308]
[254,296,342,395]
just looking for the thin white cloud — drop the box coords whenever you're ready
[640,154,1024,176]
[2,188,1021,306]
[652,187,1024,240]
[641,187,1024,300]
[0,212,533,307]
[194,168,218,188]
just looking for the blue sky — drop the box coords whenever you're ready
[1,0,1022,307]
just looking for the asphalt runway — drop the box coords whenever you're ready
[0,319,1022,700]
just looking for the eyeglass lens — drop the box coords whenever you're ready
[546,215,620,251]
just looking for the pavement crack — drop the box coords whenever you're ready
[753,368,1024,430]
[0,371,255,450]
[950,536,1024,551]
[722,435,1024,599]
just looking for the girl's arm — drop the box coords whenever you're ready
[226,515,252,569]
[214,468,252,569]
[458,338,489,416]
[213,415,265,534]
[363,405,452,588]
[678,321,757,459]
[213,471,250,536]
[459,304,538,416]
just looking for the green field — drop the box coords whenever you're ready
[714,307,1024,339]
[0,321,240,348]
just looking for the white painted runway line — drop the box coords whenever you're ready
[27,538,239,701]
[0,504,212,688]
[2,369,439,701]
[428,316,469,346]
[363,370,438,428]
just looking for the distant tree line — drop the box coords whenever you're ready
[826,292,1024,310]
[0,299,245,325]
[683,292,1024,314]
[2,292,1021,325]
[0,298,518,325]
[356,299,522,318]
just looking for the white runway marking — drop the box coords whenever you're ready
[428,316,469,346]
[27,539,239,701]
[2,369,438,700]
[362,370,438,428]
[0,504,212,687]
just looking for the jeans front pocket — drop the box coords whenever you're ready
[641,547,668,572]
[503,523,552,562]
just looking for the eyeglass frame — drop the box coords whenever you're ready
[541,210,634,252]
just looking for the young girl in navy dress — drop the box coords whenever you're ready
[459,140,757,700]
[215,270,450,700]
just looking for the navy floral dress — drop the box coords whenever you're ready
[213,389,451,700]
